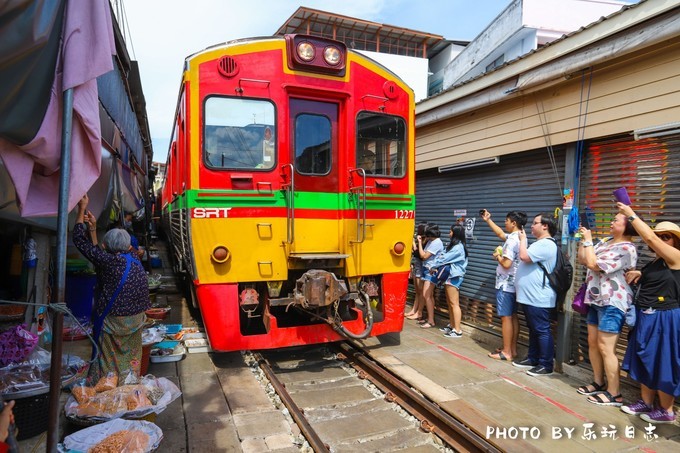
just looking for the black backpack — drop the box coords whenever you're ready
[537,238,573,305]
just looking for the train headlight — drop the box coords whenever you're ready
[297,42,315,62]
[323,46,341,66]
[211,245,231,263]
[391,242,406,256]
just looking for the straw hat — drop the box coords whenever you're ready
[653,221,680,240]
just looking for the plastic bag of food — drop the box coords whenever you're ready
[120,368,139,386]
[139,375,164,405]
[72,379,96,404]
[126,388,152,411]
[94,371,118,392]
[62,419,162,453]
[89,429,150,452]
[0,323,38,367]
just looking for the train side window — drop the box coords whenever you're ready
[294,114,331,175]
[203,97,276,170]
[356,113,406,177]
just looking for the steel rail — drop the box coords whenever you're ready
[335,341,502,453]
[253,353,330,453]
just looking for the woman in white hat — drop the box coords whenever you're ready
[617,202,680,424]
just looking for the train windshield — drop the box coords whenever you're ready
[203,97,276,170]
[356,113,406,177]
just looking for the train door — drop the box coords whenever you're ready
[288,98,340,253]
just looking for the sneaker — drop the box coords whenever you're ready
[621,400,653,416]
[512,357,537,369]
[640,408,676,424]
[439,324,452,333]
[526,366,553,376]
[443,329,463,338]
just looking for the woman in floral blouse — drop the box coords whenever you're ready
[73,195,150,380]
[576,213,637,406]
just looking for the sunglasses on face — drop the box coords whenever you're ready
[657,234,674,241]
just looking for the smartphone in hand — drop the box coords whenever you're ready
[579,211,591,229]
[613,187,631,205]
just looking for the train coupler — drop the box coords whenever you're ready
[294,269,348,308]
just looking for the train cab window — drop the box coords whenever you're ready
[356,113,406,177]
[203,97,276,170]
[294,114,331,175]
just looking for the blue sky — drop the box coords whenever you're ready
[117,0,514,162]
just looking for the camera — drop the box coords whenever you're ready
[479,209,486,216]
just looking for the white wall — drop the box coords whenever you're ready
[522,0,632,31]
[357,50,430,102]
[443,0,631,88]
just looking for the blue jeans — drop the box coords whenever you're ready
[521,303,554,371]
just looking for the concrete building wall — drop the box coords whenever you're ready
[443,0,631,87]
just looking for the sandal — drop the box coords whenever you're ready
[577,381,606,396]
[488,351,511,361]
[416,318,427,324]
[406,313,421,320]
[587,391,623,407]
[420,322,435,329]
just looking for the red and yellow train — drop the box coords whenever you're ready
[161,34,415,351]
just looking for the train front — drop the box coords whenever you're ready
[170,34,415,351]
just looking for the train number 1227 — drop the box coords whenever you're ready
[395,210,414,219]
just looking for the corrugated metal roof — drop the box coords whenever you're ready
[275,6,451,59]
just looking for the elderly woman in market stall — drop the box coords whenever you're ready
[73,194,149,380]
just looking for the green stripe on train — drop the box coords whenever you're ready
[163,190,415,211]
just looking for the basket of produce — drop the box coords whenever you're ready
[0,303,26,322]
[147,274,162,291]
[61,418,163,452]
[144,307,170,320]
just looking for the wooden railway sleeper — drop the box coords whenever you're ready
[335,341,503,453]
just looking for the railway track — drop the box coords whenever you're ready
[253,342,502,452]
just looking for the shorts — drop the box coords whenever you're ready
[496,290,517,317]
[421,271,437,284]
[586,304,625,334]
[446,276,463,289]
[411,261,423,279]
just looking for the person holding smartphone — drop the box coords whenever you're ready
[577,212,637,406]
[481,209,527,361]
[617,203,680,424]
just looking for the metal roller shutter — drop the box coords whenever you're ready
[414,148,566,334]
[575,133,680,364]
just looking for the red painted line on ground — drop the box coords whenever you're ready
[500,375,588,422]
[415,331,656,448]
[419,334,590,422]
[418,336,489,369]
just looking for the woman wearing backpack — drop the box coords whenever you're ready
[428,224,469,338]
[576,213,637,406]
